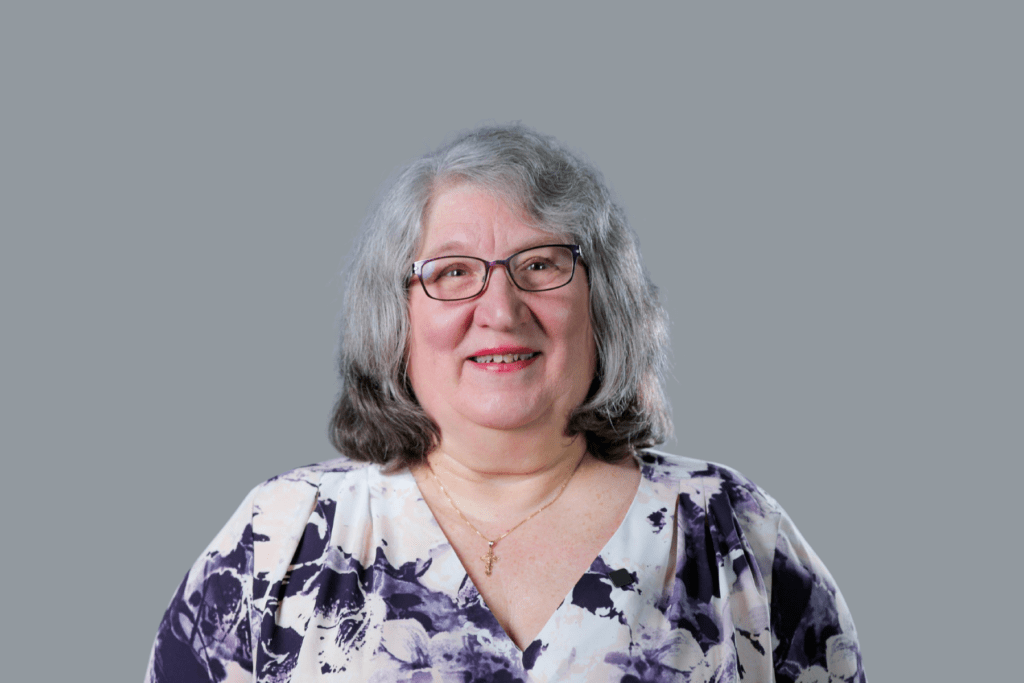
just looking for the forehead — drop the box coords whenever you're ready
[418,183,563,257]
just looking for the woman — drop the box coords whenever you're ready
[147,125,866,682]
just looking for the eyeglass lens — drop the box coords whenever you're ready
[419,245,576,300]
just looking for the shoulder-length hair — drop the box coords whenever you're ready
[330,123,671,468]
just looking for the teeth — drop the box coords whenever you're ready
[472,353,537,364]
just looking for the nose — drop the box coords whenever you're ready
[472,262,525,329]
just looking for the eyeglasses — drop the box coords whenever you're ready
[410,244,584,301]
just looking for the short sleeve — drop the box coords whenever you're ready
[145,486,258,683]
[770,507,866,682]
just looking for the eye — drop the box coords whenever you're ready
[522,258,556,271]
[439,265,470,278]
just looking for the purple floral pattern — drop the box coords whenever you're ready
[147,452,866,682]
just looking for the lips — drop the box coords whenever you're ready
[468,347,540,365]
[470,352,539,364]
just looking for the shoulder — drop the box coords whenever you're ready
[638,449,783,522]
[637,449,784,578]
[262,455,371,487]
[251,456,372,509]
[636,451,867,679]
[243,456,378,549]
[146,457,376,682]
[248,458,380,626]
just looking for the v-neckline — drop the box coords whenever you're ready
[377,460,663,655]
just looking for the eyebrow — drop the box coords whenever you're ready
[427,240,470,255]
[422,238,567,259]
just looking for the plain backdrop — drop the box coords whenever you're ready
[2,3,1020,680]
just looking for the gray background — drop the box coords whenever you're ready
[2,3,1020,680]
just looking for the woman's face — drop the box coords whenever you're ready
[406,183,597,440]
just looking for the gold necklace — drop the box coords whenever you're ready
[426,456,583,576]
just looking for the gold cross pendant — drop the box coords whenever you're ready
[481,541,498,576]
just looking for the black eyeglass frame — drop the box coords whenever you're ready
[409,244,585,301]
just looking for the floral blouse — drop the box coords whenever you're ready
[146,451,866,682]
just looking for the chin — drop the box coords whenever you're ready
[458,401,556,433]
[469,413,547,432]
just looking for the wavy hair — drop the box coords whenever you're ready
[330,124,671,467]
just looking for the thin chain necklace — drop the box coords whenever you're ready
[426,456,583,576]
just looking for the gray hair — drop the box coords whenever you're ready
[330,124,671,467]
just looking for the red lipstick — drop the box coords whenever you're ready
[467,346,540,373]
[470,346,537,357]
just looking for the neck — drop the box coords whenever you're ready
[422,429,589,525]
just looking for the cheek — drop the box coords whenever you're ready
[553,297,597,380]
[575,302,598,383]
[406,297,471,385]
[410,309,466,355]
[578,321,598,381]
[569,293,595,345]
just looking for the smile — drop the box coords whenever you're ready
[470,352,540,364]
